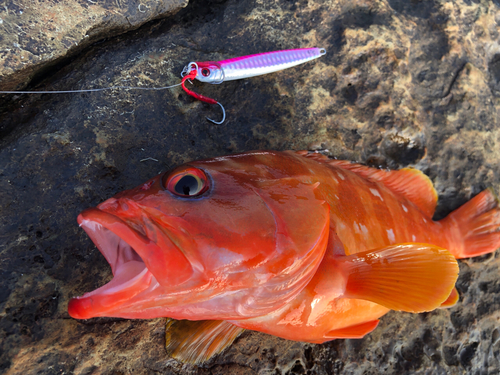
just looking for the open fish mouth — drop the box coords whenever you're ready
[68,208,156,319]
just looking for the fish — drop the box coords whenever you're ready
[68,150,500,364]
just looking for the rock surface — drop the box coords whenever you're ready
[1,0,500,374]
[0,0,187,90]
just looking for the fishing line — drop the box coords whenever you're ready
[0,82,182,94]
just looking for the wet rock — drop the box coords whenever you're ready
[0,0,187,90]
[1,0,500,374]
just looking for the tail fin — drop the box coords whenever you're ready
[440,189,500,259]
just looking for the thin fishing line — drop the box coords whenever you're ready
[0,82,182,94]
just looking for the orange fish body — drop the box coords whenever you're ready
[223,151,497,343]
[68,150,500,362]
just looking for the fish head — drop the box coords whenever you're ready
[68,151,330,321]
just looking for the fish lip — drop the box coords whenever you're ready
[69,208,157,319]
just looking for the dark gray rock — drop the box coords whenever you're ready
[0,0,499,374]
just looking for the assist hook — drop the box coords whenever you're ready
[181,69,226,125]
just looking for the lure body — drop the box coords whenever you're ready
[187,48,326,83]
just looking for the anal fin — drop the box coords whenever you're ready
[165,319,244,365]
[325,320,380,339]
[439,287,459,309]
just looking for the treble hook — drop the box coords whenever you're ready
[181,70,226,124]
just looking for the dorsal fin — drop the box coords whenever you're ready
[296,151,438,217]
[165,319,244,365]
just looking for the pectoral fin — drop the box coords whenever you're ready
[325,320,380,339]
[340,243,459,313]
[165,319,244,365]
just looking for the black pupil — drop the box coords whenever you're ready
[175,175,199,196]
[202,68,210,77]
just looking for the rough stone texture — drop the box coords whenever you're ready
[1,0,500,374]
[0,0,188,90]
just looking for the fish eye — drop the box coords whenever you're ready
[201,68,211,77]
[163,167,209,197]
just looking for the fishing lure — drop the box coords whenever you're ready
[180,47,326,124]
[0,48,326,124]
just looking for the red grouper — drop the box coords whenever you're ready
[68,150,500,364]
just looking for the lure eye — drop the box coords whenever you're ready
[163,168,209,197]
[201,68,211,77]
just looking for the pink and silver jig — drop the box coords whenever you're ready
[0,48,326,124]
[179,47,326,124]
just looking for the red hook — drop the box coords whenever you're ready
[181,70,226,124]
